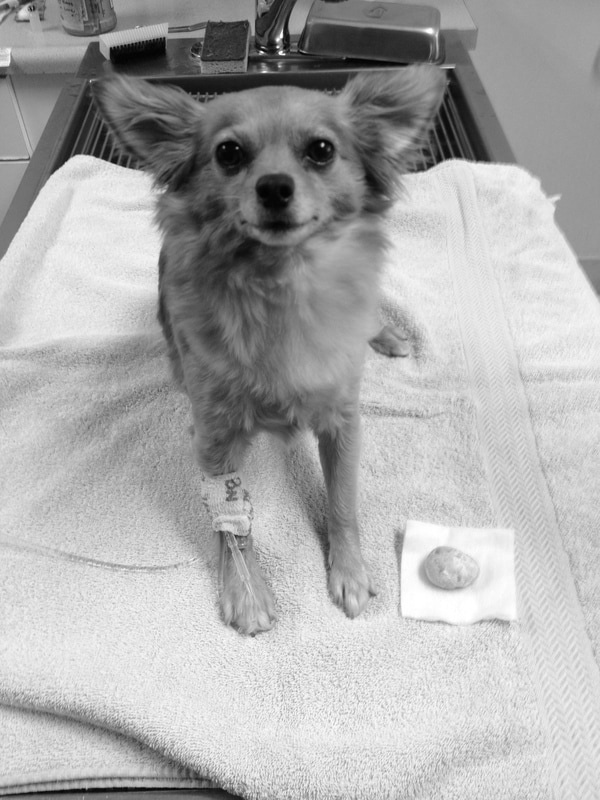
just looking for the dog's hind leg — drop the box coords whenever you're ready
[369,324,410,357]
[318,404,378,618]
[157,253,185,388]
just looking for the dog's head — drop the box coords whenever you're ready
[94,69,445,247]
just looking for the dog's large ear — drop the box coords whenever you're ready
[340,67,446,206]
[93,76,204,189]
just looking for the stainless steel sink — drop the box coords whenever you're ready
[0,37,514,258]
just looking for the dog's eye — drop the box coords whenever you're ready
[305,139,335,166]
[215,140,245,170]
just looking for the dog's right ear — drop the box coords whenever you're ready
[93,76,204,189]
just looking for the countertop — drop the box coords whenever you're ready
[0,0,476,74]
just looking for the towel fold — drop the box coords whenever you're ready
[1,156,599,799]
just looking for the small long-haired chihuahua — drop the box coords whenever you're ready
[94,67,445,634]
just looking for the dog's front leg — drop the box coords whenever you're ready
[191,412,277,635]
[318,408,377,618]
[217,529,277,635]
[199,461,277,636]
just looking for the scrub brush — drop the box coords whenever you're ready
[99,22,207,61]
[99,22,170,62]
[98,19,228,64]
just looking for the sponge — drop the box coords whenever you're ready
[200,20,250,74]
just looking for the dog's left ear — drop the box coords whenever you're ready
[93,76,205,189]
[340,66,446,207]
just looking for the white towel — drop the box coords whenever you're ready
[1,156,600,799]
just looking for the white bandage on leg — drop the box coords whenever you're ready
[200,471,253,538]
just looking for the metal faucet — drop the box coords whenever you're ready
[254,0,298,54]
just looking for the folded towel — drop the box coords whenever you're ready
[401,520,517,624]
[1,155,599,799]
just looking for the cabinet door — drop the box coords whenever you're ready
[0,160,27,229]
[0,77,30,159]
[10,73,70,150]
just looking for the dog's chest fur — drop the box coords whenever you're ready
[162,218,386,431]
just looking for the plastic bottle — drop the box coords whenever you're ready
[57,0,117,36]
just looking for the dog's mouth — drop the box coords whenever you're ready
[239,214,320,246]
[262,220,298,232]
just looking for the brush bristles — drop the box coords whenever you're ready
[99,23,169,62]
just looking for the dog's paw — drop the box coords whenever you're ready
[328,552,378,619]
[369,325,410,358]
[220,542,277,635]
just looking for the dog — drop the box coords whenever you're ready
[94,67,445,635]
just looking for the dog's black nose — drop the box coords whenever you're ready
[256,173,295,210]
